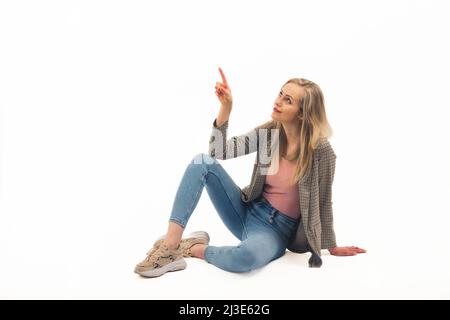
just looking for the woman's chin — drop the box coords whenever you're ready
[271,112,279,119]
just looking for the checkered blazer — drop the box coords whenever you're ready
[209,119,337,268]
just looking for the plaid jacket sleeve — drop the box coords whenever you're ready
[209,119,259,160]
[318,142,338,249]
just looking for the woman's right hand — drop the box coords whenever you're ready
[215,67,233,110]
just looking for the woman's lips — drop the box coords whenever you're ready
[273,107,281,113]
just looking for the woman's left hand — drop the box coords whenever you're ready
[328,246,366,256]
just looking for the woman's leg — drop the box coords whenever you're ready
[164,153,249,249]
[204,231,287,273]
[199,202,299,272]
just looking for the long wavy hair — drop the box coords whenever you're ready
[258,78,333,184]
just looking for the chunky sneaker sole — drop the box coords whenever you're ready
[134,258,187,278]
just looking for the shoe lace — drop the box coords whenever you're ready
[144,245,166,264]
[146,246,158,257]
[145,240,164,261]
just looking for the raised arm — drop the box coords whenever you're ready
[209,67,259,160]
[209,119,259,160]
[215,67,232,127]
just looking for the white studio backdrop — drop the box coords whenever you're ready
[0,0,449,299]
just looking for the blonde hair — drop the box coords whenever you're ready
[258,78,333,184]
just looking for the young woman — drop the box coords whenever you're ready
[135,68,366,278]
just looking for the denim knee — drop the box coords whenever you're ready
[228,246,257,273]
[190,153,217,166]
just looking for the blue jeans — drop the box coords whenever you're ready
[169,153,299,273]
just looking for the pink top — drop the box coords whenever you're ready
[262,157,301,220]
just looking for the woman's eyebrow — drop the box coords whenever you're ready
[281,89,294,101]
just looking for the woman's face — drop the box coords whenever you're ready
[271,82,304,124]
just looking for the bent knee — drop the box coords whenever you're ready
[191,153,217,166]
[231,246,285,273]
[229,247,258,273]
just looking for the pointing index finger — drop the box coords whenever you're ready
[218,67,229,88]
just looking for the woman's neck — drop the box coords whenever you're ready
[282,121,301,149]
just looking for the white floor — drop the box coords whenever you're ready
[1,195,450,300]
[2,245,449,300]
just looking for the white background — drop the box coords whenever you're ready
[1,0,449,299]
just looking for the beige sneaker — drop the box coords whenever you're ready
[134,241,186,278]
[180,231,210,257]
[147,231,210,258]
